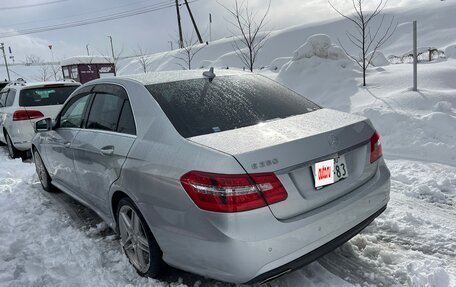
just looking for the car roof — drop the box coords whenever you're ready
[117,69,250,86]
[4,80,80,91]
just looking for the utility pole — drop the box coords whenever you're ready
[175,0,184,48]
[0,43,10,81]
[107,35,117,76]
[48,44,58,81]
[184,0,203,44]
[86,44,90,56]
[49,45,55,62]
[209,13,212,42]
[412,21,417,91]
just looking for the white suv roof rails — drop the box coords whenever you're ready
[7,78,27,86]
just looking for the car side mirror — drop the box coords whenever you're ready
[35,117,53,133]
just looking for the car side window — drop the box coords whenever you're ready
[60,94,90,128]
[86,93,124,132]
[5,90,15,107]
[117,101,136,135]
[0,92,6,107]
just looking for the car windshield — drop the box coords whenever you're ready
[19,85,78,107]
[146,75,320,138]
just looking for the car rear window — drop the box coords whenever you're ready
[146,75,320,138]
[19,85,78,107]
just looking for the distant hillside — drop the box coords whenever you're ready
[117,0,456,74]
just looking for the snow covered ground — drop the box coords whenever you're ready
[1,0,456,286]
[1,60,455,286]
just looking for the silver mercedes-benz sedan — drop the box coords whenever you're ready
[32,69,390,284]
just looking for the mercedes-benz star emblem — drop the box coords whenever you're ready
[328,134,339,149]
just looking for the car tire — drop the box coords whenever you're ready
[33,150,53,192]
[117,197,165,278]
[5,132,20,159]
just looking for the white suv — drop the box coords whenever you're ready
[0,79,80,158]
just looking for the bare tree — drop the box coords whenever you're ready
[25,55,55,81]
[25,54,43,65]
[34,65,52,82]
[99,46,124,73]
[329,0,396,86]
[50,63,62,81]
[133,45,152,73]
[220,0,271,72]
[173,33,205,70]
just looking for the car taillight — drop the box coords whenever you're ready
[180,171,288,213]
[13,110,44,121]
[370,131,383,163]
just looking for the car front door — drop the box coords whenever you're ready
[44,92,92,193]
[72,84,136,215]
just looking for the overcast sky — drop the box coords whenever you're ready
[0,0,433,63]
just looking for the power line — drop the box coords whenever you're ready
[0,0,199,39]
[0,0,70,10]
[2,0,165,29]
[0,1,173,38]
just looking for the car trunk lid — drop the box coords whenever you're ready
[189,108,378,219]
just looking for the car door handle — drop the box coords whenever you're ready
[100,145,114,156]
[64,142,71,148]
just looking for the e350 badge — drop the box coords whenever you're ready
[251,158,279,170]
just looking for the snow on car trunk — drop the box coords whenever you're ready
[190,108,377,219]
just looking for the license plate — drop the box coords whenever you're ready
[313,155,348,188]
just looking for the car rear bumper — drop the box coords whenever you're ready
[139,161,390,284]
[247,204,387,284]
[8,121,34,151]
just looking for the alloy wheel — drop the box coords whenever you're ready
[118,205,151,273]
[34,152,48,187]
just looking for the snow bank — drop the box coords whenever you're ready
[445,44,456,59]
[0,152,170,286]
[60,56,113,66]
[361,107,456,167]
[292,34,347,61]
[407,264,450,287]
[345,158,456,286]
[269,57,292,72]
[367,51,389,67]
[277,34,355,112]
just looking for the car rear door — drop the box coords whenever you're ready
[72,84,136,215]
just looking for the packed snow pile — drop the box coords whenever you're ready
[292,34,347,61]
[445,44,456,59]
[0,153,169,286]
[269,57,292,72]
[362,105,456,167]
[276,34,355,112]
[367,51,389,67]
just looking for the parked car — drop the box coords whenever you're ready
[0,80,9,90]
[0,79,80,158]
[32,69,390,284]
